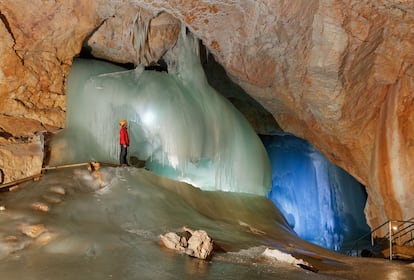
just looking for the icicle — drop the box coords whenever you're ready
[162,35,179,74]
[130,12,151,65]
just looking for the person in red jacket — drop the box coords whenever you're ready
[119,119,130,166]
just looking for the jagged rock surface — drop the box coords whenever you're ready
[0,0,413,231]
[160,227,214,260]
[0,135,43,184]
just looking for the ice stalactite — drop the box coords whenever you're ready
[130,12,151,65]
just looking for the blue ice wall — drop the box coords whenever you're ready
[51,32,271,195]
[261,133,370,251]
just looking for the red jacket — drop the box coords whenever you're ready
[119,126,129,146]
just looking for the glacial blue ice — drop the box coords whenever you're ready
[51,33,271,195]
[262,134,370,251]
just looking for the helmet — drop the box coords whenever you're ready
[119,119,127,126]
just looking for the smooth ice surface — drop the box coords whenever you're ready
[0,167,328,280]
[1,168,413,280]
[262,134,370,252]
[51,32,270,195]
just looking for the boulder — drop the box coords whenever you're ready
[160,226,214,260]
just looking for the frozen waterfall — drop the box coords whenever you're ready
[49,33,271,195]
[262,134,370,251]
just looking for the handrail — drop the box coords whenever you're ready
[401,221,414,246]
[388,220,414,260]
[393,223,414,244]
[390,221,414,246]
[0,174,44,191]
[346,220,393,256]
[347,219,414,260]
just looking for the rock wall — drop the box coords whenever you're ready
[0,0,413,231]
[0,133,43,184]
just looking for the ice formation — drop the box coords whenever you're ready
[52,32,271,195]
[262,133,370,251]
[262,248,310,268]
[48,24,369,253]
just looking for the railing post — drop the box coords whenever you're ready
[356,243,358,257]
[371,232,374,248]
[389,221,393,261]
[398,230,401,246]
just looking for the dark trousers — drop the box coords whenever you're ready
[120,145,128,165]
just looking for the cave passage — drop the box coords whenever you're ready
[262,133,370,252]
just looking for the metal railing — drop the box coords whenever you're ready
[347,219,414,260]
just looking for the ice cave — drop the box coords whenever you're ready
[0,30,390,280]
[0,1,414,280]
[51,30,371,253]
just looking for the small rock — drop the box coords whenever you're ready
[35,232,57,247]
[87,161,101,172]
[49,186,65,195]
[183,227,214,260]
[19,223,47,238]
[31,202,49,212]
[4,235,18,242]
[160,232,187,252]
[160,226,214,260]
[42,194,63,204]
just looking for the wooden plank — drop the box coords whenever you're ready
[42,161,121,171]
[42,162,90,171]
[0,174,44,190]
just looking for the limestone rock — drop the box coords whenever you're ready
[0,134,43,184]
[87,6,180,66]
[160,227,214,260]
[0,0,99,128]
[159,232,187,252]
[31,202,50,213]
[34,232,57,247]
[49,186,66,196]
[183,226,214,260]
[0,115,47,137]
[18,223,47,239]
[4,236,18,242]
